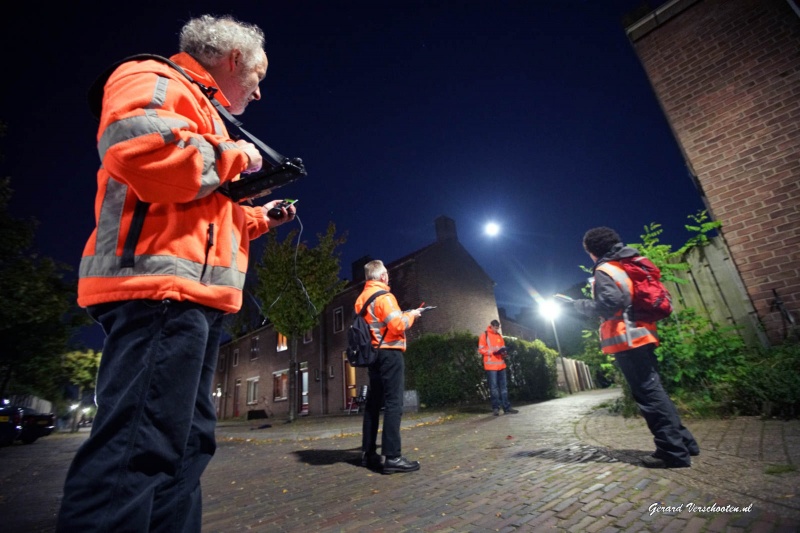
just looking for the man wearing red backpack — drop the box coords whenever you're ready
[570,227,699,468]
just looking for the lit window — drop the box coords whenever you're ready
[333,307,344,333]
[250,336,259,360]
[277,333,288,352]
[303,329,313,344]
[233,349,239,367]
[273,370,289,401]
[246,377,259,405]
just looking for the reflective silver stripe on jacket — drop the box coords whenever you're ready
[369,300,408,347]
[97,75,224,200]
[79,254,245,288]
[80,178,245,289]
[599,326,657,349]
[596,263,632,307]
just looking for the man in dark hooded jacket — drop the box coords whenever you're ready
[570,227,699,468]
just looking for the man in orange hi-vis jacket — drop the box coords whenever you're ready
[356,260,423,474]
[571,227,698,469]
[478,320,519,416]
[58,15,296,533]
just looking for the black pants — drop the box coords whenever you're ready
[614,344,698,466]
[58,299,223,533]
[362,348,405,459]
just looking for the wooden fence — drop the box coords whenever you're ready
[664,236,768,347]
[555,357,595,394]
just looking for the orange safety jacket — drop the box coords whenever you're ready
[594,262,659,354]
[479,326,507,371]
[78,52,271,313]
[355,280,416,352]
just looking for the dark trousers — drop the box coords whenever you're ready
[486,369,511,411]
[614,344,699,466]
[57,299,224,533]
[362,348,405,459]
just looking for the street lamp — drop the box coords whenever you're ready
[539,299,572,394]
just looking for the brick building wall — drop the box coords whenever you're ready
[216,216,534,418]
[627,0,800,344]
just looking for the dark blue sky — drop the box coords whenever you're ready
[1,1,706,349]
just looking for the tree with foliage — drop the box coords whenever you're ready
[0,177,89,401]
[61,349,102,431]
[253,222,347,421]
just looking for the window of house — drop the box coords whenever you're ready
[246,376,259,405]
[277,333,288,352]
[303,328,313,344]
[250,336,259,360]
[333,307,344,333]
[218,352,226,374]
[233,349,239,367]
[273,370,289,401]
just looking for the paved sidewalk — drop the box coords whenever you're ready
[1,388,798,532]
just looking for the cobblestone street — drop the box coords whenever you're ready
[1,388,798,532]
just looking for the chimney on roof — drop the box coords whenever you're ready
[435,215,458,242]
[351,255,372,282]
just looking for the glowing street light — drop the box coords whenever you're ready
[484,221,500,237]
[539,299,572,394]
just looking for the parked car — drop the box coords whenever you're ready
[0,405,24,446]
[0,403,55,445]
[17,407,56,444]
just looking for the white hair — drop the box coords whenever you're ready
[364,260,387,281]
[179,14,265,70]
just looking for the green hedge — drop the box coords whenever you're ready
[596,308,800,418]
[405,333,559,408]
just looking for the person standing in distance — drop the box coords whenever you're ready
[570,227,699,468]
[478,320,519,416]
[357,260,423,474]
[57,15,296,532]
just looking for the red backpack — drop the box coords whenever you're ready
[618,256,673,322]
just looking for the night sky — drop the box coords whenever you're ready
[1,1,706,350]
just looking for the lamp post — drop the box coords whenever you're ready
[539,299,572,394]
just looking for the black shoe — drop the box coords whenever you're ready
[382,456,420,474]
[651,448,699,459]
[504,408,519,414]
[641,455,691,469]
[360,452,381,470]
[492,409,500,416]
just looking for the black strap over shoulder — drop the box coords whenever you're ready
[87,54,187,122]
[359,290,388,317]
[359,290,389,349]
[88,53,306,205]
[87,53,287,167]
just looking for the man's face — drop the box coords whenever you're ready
[492,323,501,333]
[219,49,268,115]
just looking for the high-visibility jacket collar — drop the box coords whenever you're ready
[171,52,233,109]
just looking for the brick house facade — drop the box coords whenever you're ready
[626,0,800,344]
[214,216,536,419]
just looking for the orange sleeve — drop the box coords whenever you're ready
[98,61,250,204]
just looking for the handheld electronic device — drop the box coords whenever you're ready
[219,158,307,202]
[267,199,298,219]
